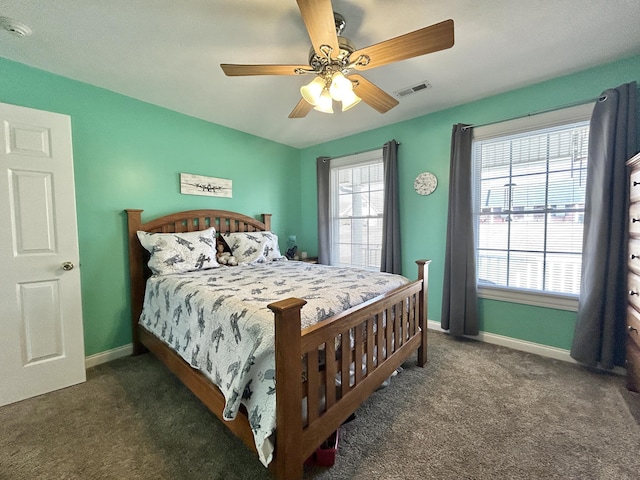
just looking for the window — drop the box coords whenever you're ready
[330,149,384,269]
[472,103,593,310]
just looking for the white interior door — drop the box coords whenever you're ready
[0,102,85,407]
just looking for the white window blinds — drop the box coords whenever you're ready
[473,120,590,295]
[330,149,384,269]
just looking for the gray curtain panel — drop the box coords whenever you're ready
[441,124,479,336]
[316,156,331,265]
[571,82,638,369]
[381,140,402,274]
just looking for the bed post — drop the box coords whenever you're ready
[125,209,147,355]
[261,213,272,231]
[416,259,431,367]
[268,297,307,480]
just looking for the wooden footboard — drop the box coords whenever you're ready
[126,209,430,480]
[268,260,429,480]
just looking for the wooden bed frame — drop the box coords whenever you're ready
[126,208,430,480]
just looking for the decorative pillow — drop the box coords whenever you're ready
[222,231,285,264]
[137,227,219,275]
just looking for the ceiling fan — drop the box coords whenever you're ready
[220,0,454,118]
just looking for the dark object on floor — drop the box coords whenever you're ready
[304,430,339,467]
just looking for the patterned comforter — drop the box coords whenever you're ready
[139,260,409,466]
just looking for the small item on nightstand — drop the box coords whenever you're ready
[301,251,308,259]
[286,235,298,259]
[286,245,298,260]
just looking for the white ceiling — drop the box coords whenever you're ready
[1,0,639,149]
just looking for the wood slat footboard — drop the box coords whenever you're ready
[268,260,430,479]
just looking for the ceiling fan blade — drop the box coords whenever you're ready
[221,64,311,76]
[289,98,314,118]
[296,0,340,57]
[350,19,454,71]
[350,74,399,114]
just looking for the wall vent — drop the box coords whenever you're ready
[395,81,432,98]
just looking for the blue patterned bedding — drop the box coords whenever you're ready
[139,260,409,466]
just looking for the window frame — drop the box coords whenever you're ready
[472,103,594,311]
[329,148,384,269]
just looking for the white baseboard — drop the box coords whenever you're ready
[427,320,626,376]
[85,325,626,376]
[85,343,133,369]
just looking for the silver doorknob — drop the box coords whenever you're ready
[62,261,74,271]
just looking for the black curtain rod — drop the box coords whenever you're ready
[461,96,604,131]
[328,141,401,160]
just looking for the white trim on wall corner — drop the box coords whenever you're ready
[85,343,133,369]
[426,320,626,376]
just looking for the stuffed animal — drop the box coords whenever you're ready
[216,243,238,266]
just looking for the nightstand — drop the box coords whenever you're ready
[299,257,318,264]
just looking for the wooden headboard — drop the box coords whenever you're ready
[125,209,272,354]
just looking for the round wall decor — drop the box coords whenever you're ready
[414,172,437,195]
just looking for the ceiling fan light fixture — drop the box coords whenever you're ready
[313,90,334,113]
[329,72,353,101]
[221,4,456,120]
[300,76,326,106]
[341,90,361,112]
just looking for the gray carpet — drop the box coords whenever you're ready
[1,331,639,480]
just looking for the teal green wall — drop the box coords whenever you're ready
[0,57,300,356]
[2,53,639,356]
[300,54,640,350]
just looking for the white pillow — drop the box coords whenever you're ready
[222,231,285,264]
[137,227,219,275]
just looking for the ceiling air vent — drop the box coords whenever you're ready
[395,81,432,98]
